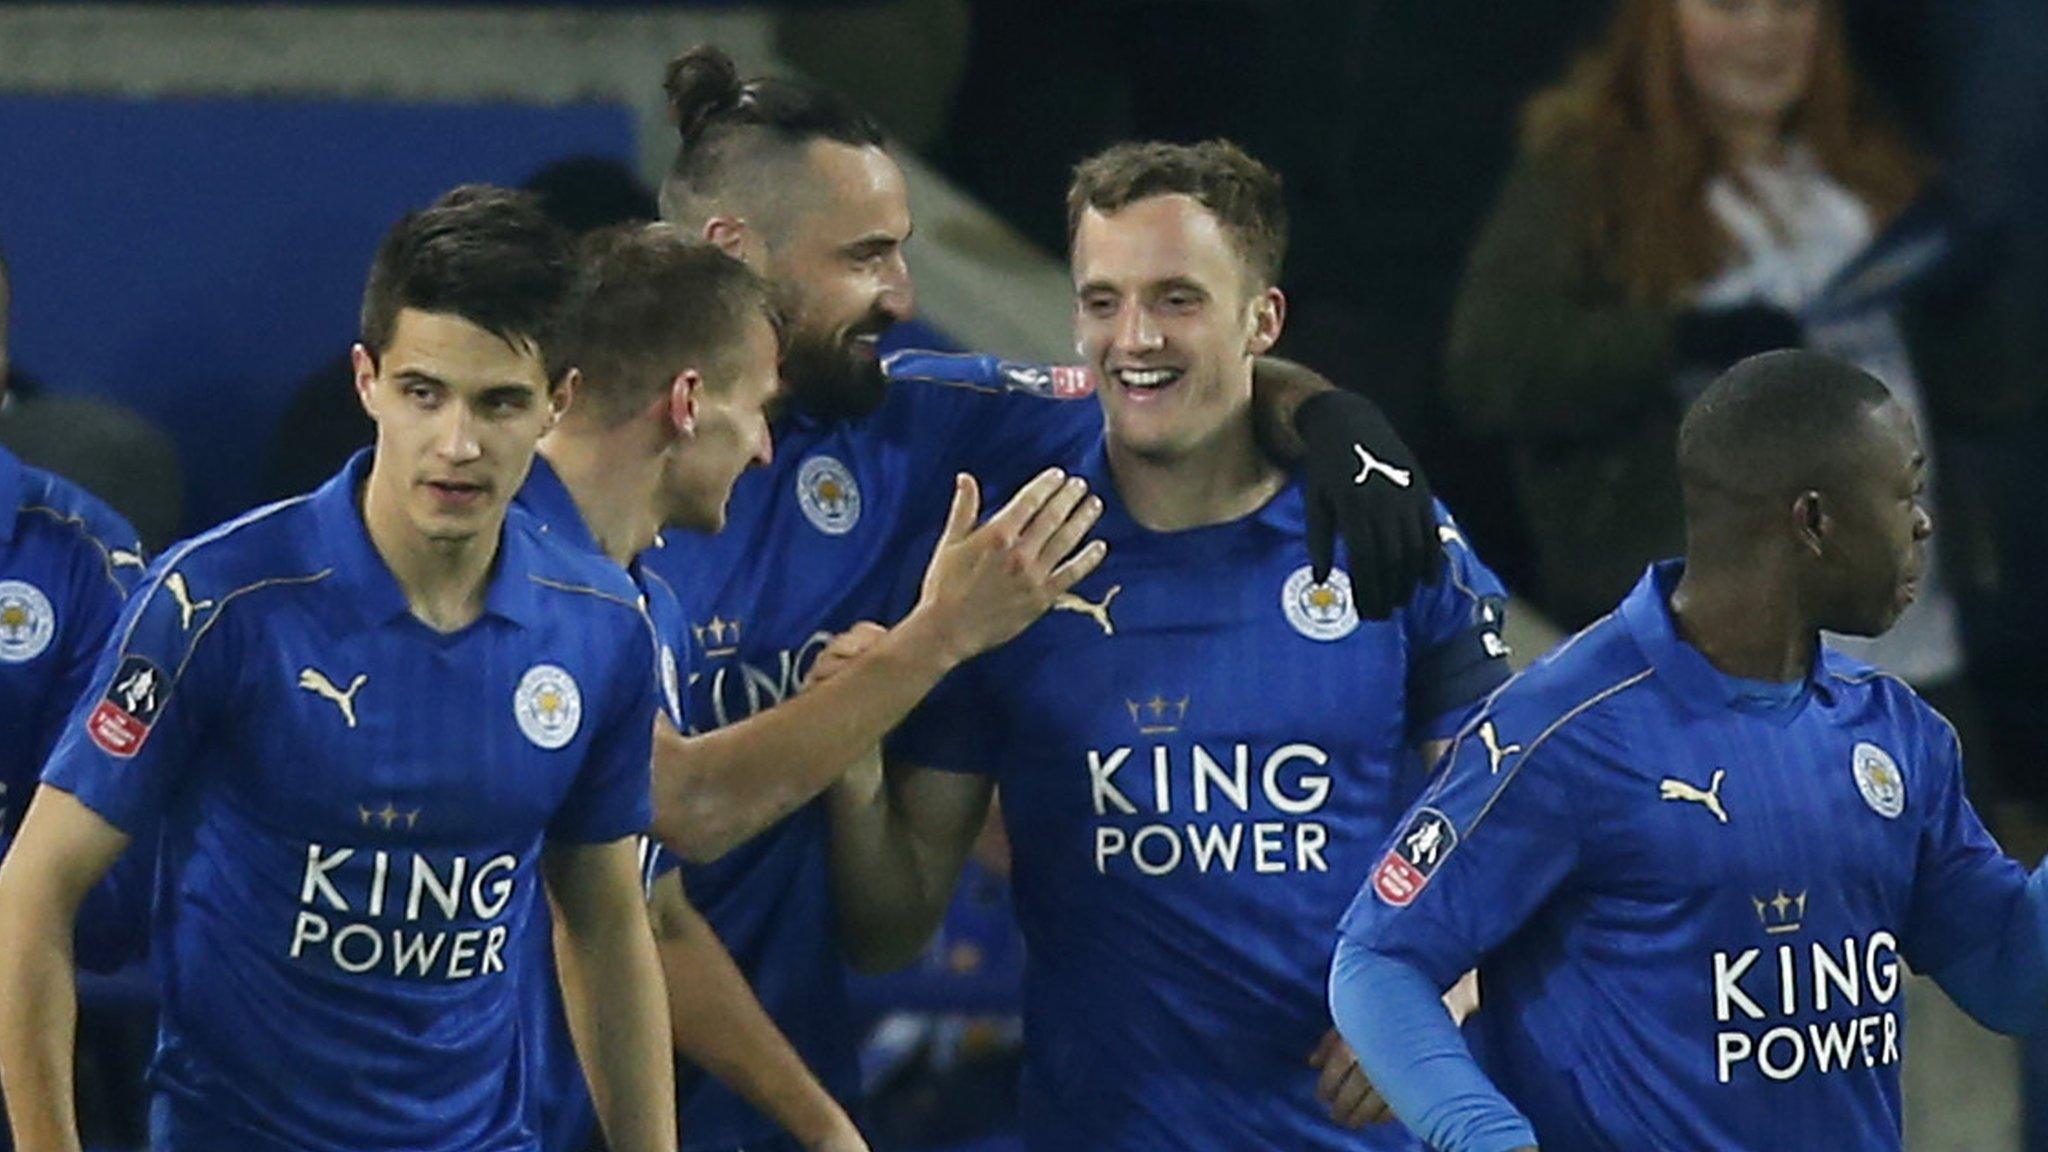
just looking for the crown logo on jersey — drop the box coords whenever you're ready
[693,615,742,658]
[357,802,421,831]
[1125,694,1189,735]
[1753,889,1808,935]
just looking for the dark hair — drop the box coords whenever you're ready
[550,224,779,427]
[522,156,659,235]
[657,44,885,224]
[1678,349,1896,511]
[359,185,574,362]
[1067,139,1288,289]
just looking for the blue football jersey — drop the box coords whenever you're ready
[1340,561,2026,1151]
[513,456,695,1152]
[637,352,1097,1148]
[887,438,1512,1152]
[0,444,144,846]
[40,452,659,1152]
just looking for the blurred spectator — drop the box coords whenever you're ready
[261,156,657,502]
[0,244,183,551]
[1939,0,2048,841]
[1444,0,2024,712]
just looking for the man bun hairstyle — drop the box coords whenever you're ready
[657,45,885,226]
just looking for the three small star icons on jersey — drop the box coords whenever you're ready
[165,572,215,631]
[1126,694,1189,735]
[1053,585,1120,635]
[298,668,368,728]
[693,616,741,657]
[1659,769,1730,824]
[357,802,420,831]
[1753,889,1808,934]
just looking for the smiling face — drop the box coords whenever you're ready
[1676,0,1822,139]
[1072,193,1282,464]
[763,141,914,419]
[660,312,785,532]
[353,308,564,549]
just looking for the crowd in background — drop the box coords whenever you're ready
[4,2,2046,1147]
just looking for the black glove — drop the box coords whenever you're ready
[1296,389,1442,620]
[1672,302,1803,373]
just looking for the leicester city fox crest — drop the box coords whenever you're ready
[514,664,582,750]
[0,580,54,663]
[1281,565,1359,641]
[796,455,861,535]
[1852,742,1905,819]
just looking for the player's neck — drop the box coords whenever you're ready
[358,469,498,634]
[538,433,662,567]
[1669,559,1815,683]
[1106,415,1286,533]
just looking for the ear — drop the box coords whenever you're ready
[549,367,578,428]
[350,344,380,420]
[1792,490,1827,558]
[1246,287,1286,356]
[667,368,704,437]
[702,216,752,263]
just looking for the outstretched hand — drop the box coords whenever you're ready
[911,468,1107,664]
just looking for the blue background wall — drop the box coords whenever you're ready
[0,96,639,531]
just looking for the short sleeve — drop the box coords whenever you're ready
[1338,714,1586,989]
[546,611,658,845]
[41,562,226,837]
[1904,719,2028,975]
[33,534,140,774]
[1401,505,1512,740]
[633,565,694,731]
[885,350,1101,505]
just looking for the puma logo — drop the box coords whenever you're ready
[165,572,214,631]
[299,668,368,728]
[1660,769,1729,824]
[1478,722,1522,775]
[110,548,146,571]
[1352,445,1413,489]
[1053,584,1121,636]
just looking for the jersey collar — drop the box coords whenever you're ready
[515,454,601,556]
[312,449,546,633]
[1075,436,1306,545]
[0,445,22,544]
[1620,560,1817,723]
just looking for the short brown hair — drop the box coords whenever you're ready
[550,224,779,427]
[1066,139,1288,289]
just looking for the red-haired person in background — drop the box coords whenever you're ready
[1444,0,2030,811]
